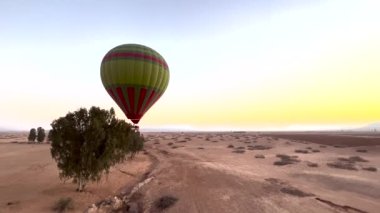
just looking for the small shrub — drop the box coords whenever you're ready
[249,145,272,150]
[167,142,173,146]
[227,145,234,148]
[356,149,367,153]
[312,149,320,153]
[155,195,178,210]
[274,161,290,166]
[274,154,300,166]
[348,156,368,162]
[362,167,377,172]
[276,154,289,158]
[52,197,74,213]
[306,147,313,150]
[276,154,298,159]
[198,147,204,150]
[255,154,265,159]
[327,162,357,171]
[295,149,309,154]
[280,187,314,197]
[236,146,245,149]
[232,149,245,154]
[6,201,20,206]
[306,162,318,167]
[338,156,368,163]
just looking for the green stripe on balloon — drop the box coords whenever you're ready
[101,60,169,90]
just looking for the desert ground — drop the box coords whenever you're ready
[1,131,379,212]
[0,132,152,213]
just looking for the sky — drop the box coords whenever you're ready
[0,0,379,131]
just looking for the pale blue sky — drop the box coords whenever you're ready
[1,0,379,131]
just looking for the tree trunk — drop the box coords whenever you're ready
[77,176,85,192]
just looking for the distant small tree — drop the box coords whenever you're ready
[49,107,144,192]
[28,128,37,142]
[37,127,46,143]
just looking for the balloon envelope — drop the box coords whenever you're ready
[100,44,169,124]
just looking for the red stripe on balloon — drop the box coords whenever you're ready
[107,88,117,101]
[137,88,147,115]
[151,92,163,108]
[141,90,156,114]
[116,87,130,116]
[127,87,135,114]
[103,52,168,69]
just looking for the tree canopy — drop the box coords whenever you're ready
[49,107,144,191]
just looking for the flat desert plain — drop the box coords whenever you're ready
[1,131,380,213]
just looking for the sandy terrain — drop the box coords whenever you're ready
[0,132,152,213]
[137,132,380,213]
[1,131,379,212]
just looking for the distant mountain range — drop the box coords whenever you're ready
[354,122,380,132]
[0,127,10,132]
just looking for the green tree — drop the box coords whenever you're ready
[37,127,46,143]
[49,107,144,192]
[28,128,37,142]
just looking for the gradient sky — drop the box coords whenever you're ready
[0,0,379,131]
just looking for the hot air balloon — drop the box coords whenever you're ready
[100,44,169,128]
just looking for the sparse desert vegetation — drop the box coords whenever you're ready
[306,161,319,167]
[274,154,300,166]
[255,154,265,159]
[280,186,314,197]
[327,161,358,171]
[247,145,272,150]
[338,156,369,163]
[295,149,309,154]
[52,197,74,213]
[233,149,246,154]
[325,156,370,171]
[362,166,377,172]
[154,195,178,210]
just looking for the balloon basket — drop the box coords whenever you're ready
[132,125,139,132]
